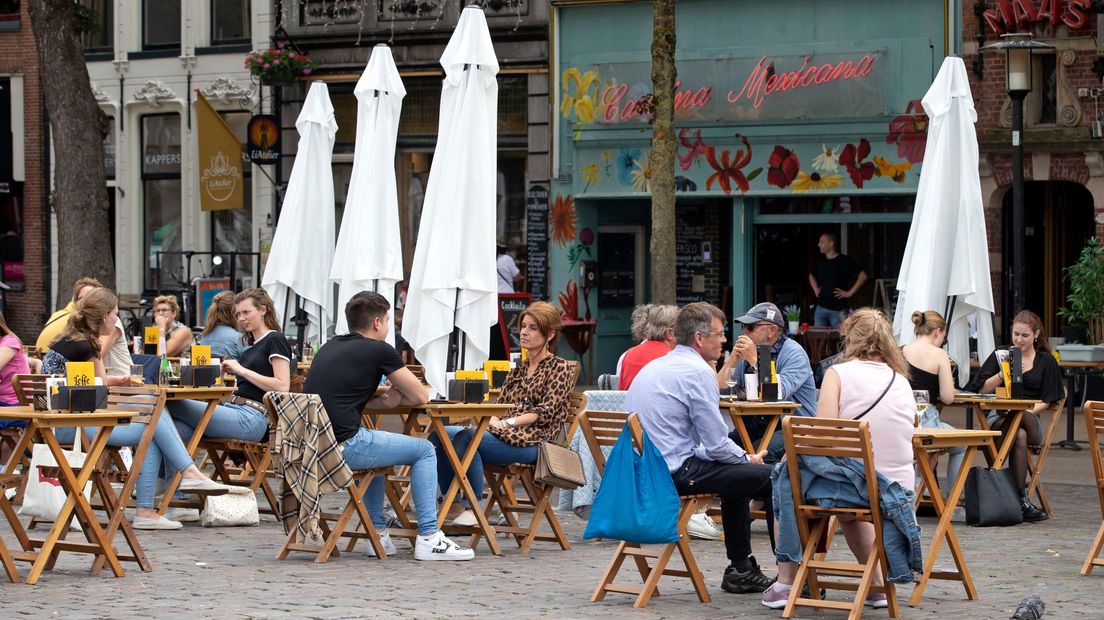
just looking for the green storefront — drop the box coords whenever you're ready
[546,0,954,376]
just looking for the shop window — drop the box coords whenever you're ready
[395,75,529,148]
[210,111,254,289]
[1035,52,1058,126]
[142,114,183,290]
[143,0,180,50]
[0,0,18,31]
[78,0,113,52]
[211,0,250,46]
[759,195,913,216]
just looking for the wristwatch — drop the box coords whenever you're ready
[505,417,517,427]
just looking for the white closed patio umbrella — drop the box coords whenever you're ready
[404,6,499,396]
[893,56,996,385]
[330,44,406,341]
[262,81,337,348]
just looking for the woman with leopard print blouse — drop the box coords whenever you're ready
[431,301,575,527]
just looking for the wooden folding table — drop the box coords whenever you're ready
[719,399,801,453]
[155,386,236,513]
[952,395,1039,468]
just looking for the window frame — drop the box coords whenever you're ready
[209,0,251,47]
[141,0,181,51]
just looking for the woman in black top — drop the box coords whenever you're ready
[965,310,1064,522]
[166,288,291,444]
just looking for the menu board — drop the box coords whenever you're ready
[676,204,706,305]
[525,185,549,300]
[497,293,533,355]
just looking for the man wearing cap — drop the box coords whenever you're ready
[496,239,521,293]
[716,302,817,464]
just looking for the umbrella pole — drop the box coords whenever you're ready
[446,289,461,372]
[292,293,309,360]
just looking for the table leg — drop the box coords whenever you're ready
[731,417,754,455]
[971,407,1001,466]
[757,415,781,454]
[1058,371,1082,450]
[429,416,501,556]
[157,397,220,513]
[990,411,1023,470]
[909,446,980,607]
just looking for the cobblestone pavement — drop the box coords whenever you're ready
[2,431,1103,618]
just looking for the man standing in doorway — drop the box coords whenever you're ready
[496,239,521,293]
[808,232,867,328]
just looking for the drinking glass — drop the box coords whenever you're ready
[725,378,738,401]
[912,390,930,427]
[129,364,144,387]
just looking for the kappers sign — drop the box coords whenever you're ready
[589,51,885,124]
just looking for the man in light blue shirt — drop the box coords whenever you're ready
[716,302,818,463]
[626,302,774,595]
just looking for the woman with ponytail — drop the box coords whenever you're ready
[42,287,123,383]
[430,301,574,526]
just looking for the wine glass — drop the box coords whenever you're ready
[912,390,930,427]
[725,378,738,401]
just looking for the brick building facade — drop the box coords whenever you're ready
[0,2,49,342]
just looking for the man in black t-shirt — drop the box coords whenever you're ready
[808,232,867,328]
[303,291,474,561]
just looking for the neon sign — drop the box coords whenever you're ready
[728,54,877,110]
[982,0,1092,35]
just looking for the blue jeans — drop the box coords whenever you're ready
[813,305,843,328]
[0,401,25,429]
[167,400,268,444]
[429,426,539,502]
[341,428,438,536]
[56,414,194,509]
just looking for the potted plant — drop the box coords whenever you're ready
[244,43,316,87]
[783,304,801,334]
[1058,237,1104,344]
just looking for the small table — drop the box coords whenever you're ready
[155,386,236,513]
[951,395,1039,468]
[719,400,801,453]
[0,409,135,584]
[1058,360,1104,450]
[424,402,515,555]
[910,428,1000,607]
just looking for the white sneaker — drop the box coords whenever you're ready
[133,515,183,530]
[366,530,398,557]
[450,509,478,527]
[687,512,723,540]
[414,530,475,561]
[166,507,200,523]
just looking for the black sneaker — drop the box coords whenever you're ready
[722,564,773,594]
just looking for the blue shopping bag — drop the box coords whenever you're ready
[583,424,680,544]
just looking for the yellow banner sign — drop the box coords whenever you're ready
[191,345,212,367]
[196,92,244,212]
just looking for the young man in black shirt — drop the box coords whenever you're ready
[808,232,867,328]
[303,291,474,561]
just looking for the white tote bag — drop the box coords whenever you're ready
[18,438,91,530]
[200,492,259,527]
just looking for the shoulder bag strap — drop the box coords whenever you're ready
[853,367,897,421]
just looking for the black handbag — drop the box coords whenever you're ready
[964,466,1023,527]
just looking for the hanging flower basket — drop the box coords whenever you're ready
[245,43,316,87]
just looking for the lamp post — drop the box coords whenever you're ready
[981,33,1053,334]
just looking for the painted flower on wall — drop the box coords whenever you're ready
[616,148,642,186]
[580,162,601,191]
[550,193,577,246]
[560,67,600,139]
[677,129,708,171]
[674,175,697,191]
[791,170,844,193]
[839,138,876,188]
[812,144,841,173]
[705,134,761,195]
[766,145,800,189]
[887,99,928,164]
[630,160,652,192]
[872,156,913,184]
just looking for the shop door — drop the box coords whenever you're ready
[596,225,646,376]
[1003,181,1094,337]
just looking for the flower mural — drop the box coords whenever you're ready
[812,144,841,173]
[550,193,577,246]
[705,134,761,195]
[616,148,641,186]
[560,67,600,139]
[580,162,601,191]
[678,129,707,171]
[839,138,876,189]
[674,175,697,191]
[766,145,800,189]
[887,99,928,164]
[791,170,844,193]
[630,160,652,192]
[873,156,912,184]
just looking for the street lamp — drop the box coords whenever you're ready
[981,33,1053,335]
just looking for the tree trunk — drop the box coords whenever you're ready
[28,0,115,306]
[648,0,677,305]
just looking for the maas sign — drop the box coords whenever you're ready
[247,115,280,165]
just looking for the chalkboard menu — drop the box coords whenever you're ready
[497,293,533,355]
[526,185,549,300]
[676,204,706,305]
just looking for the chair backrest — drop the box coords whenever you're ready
[579,408,632,475]
[106,386,166,425]
[803,327,840,366]
[1086,401,1104,516]
[563,390,588,443]
[781,416,882,534]
[406,364,427,384]
[566,360,582,387]
[11,374,59,408]
[261,393,282,428]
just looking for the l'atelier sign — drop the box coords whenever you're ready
[589,50,886,124]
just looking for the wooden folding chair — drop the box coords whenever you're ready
[590,413,713,608]
[1025,391,1066,517]
[1082,401,1104,576]
[197,399,281,518]
[7,374,61,510]
[0,473,23,582]
[268,394,394,563]
[780,416,899,619]
[477,391,587,554]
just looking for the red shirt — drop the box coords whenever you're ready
[619,340,673,390]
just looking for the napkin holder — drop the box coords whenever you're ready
[181,365,220,388]
[490,370,509,389]
[760,382,779,402]
[1009,347,1024,399]
[55,385,108,412]
[448,379,488,404]
[756,345,778,402]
